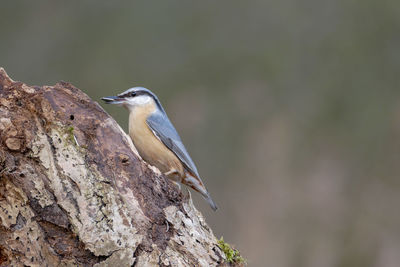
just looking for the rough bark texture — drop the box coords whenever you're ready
[0,68,225,266]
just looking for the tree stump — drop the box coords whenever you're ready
[0,68,225,266]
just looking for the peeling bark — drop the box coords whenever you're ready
[0,68,225,266]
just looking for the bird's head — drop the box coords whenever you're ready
[102,87,162,112]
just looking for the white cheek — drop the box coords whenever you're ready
[134,95,152,105]
[125,95,153,110]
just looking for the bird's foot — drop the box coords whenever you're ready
[172,181,181,190]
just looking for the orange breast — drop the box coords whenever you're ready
[128,102,184,180]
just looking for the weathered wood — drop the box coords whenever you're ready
[0,68,225,266]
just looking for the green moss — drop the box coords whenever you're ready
[217,237,246,265]
[66,126,77,146]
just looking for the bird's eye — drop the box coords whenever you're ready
[130,92,136,97]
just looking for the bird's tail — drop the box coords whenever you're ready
[203,192,218,211]
[183,173,218,211]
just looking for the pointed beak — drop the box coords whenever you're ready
[101,95,125,104]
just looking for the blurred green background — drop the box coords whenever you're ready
[1,1,400,266]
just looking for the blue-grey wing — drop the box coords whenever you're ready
[146,111,200,177]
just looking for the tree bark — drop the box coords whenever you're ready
[0,68,225,266]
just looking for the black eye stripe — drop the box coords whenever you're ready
[120,90,150,98]
[120,92,136,98]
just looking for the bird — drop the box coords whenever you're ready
[101,87,217,211]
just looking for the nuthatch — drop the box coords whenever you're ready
[102,87,217,211]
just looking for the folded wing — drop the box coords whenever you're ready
[146,111,200,178]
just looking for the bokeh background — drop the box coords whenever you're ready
[1,1,400,266]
